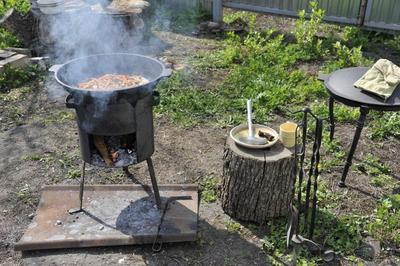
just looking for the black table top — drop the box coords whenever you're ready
[324,67,400,111]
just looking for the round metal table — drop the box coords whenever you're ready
[324,67,400,187]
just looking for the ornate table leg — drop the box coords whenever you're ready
[339,107,369,187]
[328,97,335,141]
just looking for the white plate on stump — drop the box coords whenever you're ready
[230,124,279,149]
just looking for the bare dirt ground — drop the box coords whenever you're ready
[1,14,400,266]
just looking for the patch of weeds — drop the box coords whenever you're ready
[316,181,341,209]
[261,209,367,263]
[310,101,360,122]
[15,184,33,204]
[0,0,30,15]
[292,1,327,60]
[385,34,400,53]
[320,133,346,170]
[21,153,55,169]
[59,151,77,166]
[153,5,210,33]
[6,105,24,120]
[368,194,400,246]
[105,172,125,184]
[51,175,61,183]
[342,26,370,48]
[42,110,75,125]
[67,167,81,179]
[368,112,400,140]
[0,86,32,102]
[0,28,21,49]
[323,41,372,73]
[21,154,42,161]
[355,154,395,188]
[311,210,368,255]
[261,218,319,264]
[0,65,41,93]
[223,10,256,31]
[156,72,222,127]
[193,31,241,70]
[225,221,241,233]
[199,175,219,203]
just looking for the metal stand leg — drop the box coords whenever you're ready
[339,107,369,187]
[328,97,335,141]
[146,158,162,209]
[69,162,86,214]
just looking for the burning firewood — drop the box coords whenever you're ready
[93,135,113,166]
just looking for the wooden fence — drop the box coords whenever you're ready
[204,0,400,32]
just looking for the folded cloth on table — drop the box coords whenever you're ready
[354,59,400,100]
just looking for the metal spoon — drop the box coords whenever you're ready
[239,99,267,145]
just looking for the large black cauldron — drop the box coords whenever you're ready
[52,53,171,165]
[53,53,171,136]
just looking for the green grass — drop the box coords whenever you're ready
[199,175,219,203]
[369,194,400,246]
[41,110,75,125]
[0,28,21,49]
[226,221,241,233]
[354,154,397,188]
[0,0,31,48]
[0,0,30,15]
[0,65,42,93]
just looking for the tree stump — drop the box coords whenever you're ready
[221,136,295,223]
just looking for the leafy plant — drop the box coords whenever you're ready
[226,221,241,233]
[342,26,370,48]
[355,154,395,188]
[0,65,41,93]
[386,34,400,53]
[0,0,30,15]
[323,41,372,73]
[293,1,326,60]
[15,184,34,204]
[67,168,81,179]
[153,5,210,33]
[368,194,400,246]
[223,11,256,31]
[368,112,400,140]
[199,175,219,203]
[0,28,21,49]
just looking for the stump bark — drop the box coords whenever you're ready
[221,136,295,223]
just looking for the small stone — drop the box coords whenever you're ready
[55,220,62,226]
[207,22,221,30]
[355,236,381,261]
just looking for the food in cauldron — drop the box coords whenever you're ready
[78,74,148,90]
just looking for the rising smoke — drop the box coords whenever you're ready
[43,0,171,101]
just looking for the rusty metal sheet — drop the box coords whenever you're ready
[15,184,198,251]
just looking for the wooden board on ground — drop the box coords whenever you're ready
[221,136,295,223]
[15,184,198,251]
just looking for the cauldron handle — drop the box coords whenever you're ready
[65,94,77,109]
[161,68,172,78]
[152,91,160,106]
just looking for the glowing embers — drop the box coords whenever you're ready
[91,133,137,167]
